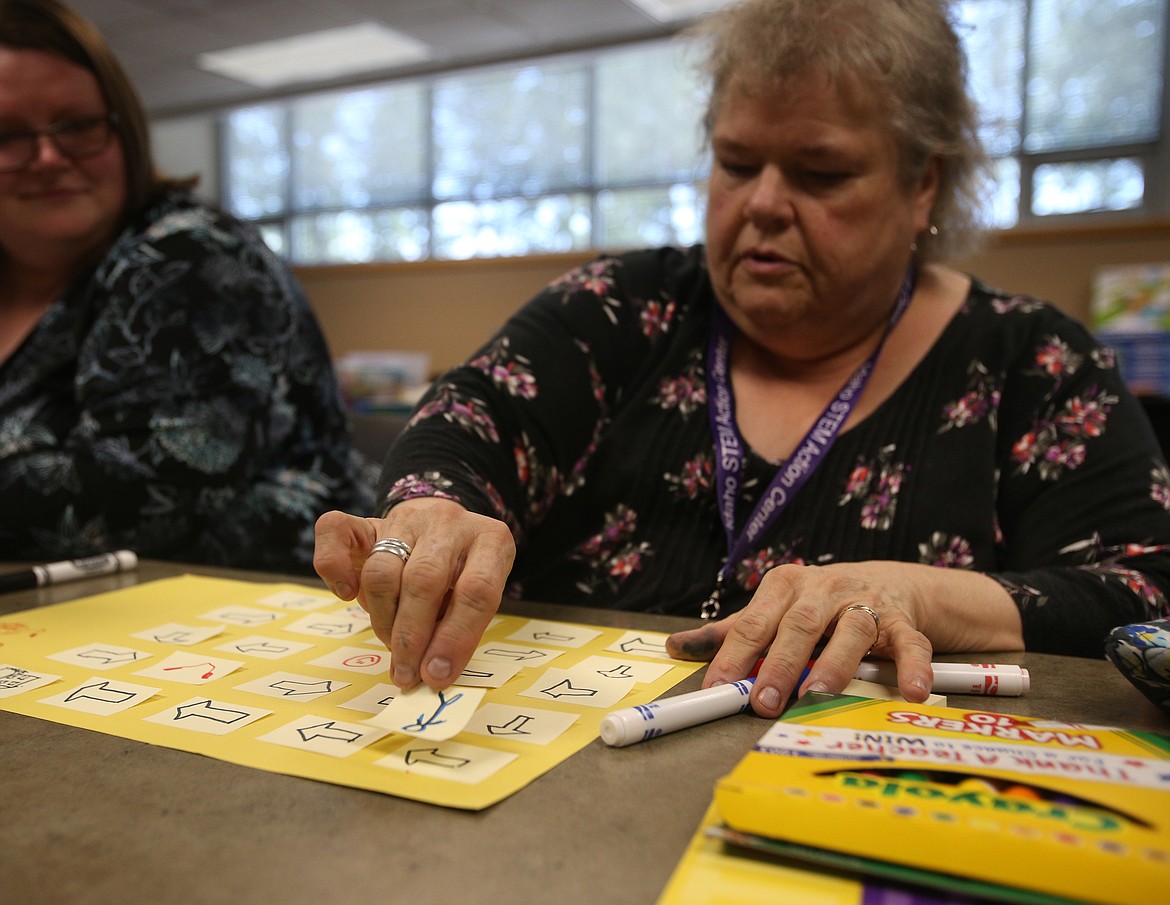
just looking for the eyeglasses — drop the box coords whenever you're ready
[0,113,119,173]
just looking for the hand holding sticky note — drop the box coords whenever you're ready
[367,684,486,741]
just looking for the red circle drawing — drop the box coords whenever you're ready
[342,653,383,668]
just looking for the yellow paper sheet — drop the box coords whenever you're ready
[0,574,703,810]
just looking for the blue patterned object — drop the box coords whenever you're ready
[1105,617,1170,714]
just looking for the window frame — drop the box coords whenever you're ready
[218,5,1170,263]
[1003,0,1170,228]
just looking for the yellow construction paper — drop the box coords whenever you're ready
[0,574,703,810]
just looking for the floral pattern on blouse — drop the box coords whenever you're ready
[379,246,1170,655]
[839,443,908,531]
[649,348,706,416]
[410,382,500,443]
[939,360,1001,433]
[1152,462,1170,511]
[468,337,538,400]
[1010,385,1118,481]
[569,504,654,595]
[734,542,807,591]
[664,452,714,503]
[0,191,373,573]
[919,532,977,569]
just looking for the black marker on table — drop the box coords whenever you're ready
[0,550,138,594]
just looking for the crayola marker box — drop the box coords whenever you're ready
[713,694,1170,905]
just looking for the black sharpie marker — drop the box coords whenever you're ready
[0,550,138,594]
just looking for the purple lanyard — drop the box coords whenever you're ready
[700,268,917,619]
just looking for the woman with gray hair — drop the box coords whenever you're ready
[315,0,1170,716]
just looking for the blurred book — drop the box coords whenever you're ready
[1092,263,1170,396]
[336,350,430,413]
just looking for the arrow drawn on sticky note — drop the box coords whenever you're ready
[404,747,472,769]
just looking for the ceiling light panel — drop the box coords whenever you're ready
[197,21,432,88]
[626,0,738,22]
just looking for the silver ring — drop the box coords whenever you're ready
[370,537,412,564]
[839,604,880,635]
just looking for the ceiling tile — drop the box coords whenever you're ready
[65,0,696,116]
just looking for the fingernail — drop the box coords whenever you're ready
[428,657,451,682]
[392,666,413,687]
[807,681,829,694]
[332,582,352,599]
[757,685,781,711]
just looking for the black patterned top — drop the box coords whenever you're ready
[379,246,1170,656]
[0,191,374,573]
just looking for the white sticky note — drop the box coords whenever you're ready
[214,635,314,660]
[332,603,371,624]
[573,655,673,684]
[0,664,60,698]
[40,676,160,715]
[338,683,401,715]
[284,612,369,639]
[374,739,517,784]
[234,671,350,702]
[604,631,673,659]
[132,623,225,646]
[464,703,578,746]
[47,643,152,670]
[471,641,564,668]
[454,658,524,688]
[519,666,635,709]
[306,646,390,675]
[199,606,283,627]
[506,619,602,648]
[254,590,335,611]
[367,684,486,741]
[135,651,245,685]
[258,715,391,757]
[145,697,271,735]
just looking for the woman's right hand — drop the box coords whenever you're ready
[313,498,516,691]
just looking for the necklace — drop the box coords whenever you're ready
[700,266,917,619]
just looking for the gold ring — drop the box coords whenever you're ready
[370,537,412,564]
[839,603,880,634]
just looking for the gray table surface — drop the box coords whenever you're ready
[2,560,1167,905]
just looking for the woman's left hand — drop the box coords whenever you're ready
[666,560,1022,717]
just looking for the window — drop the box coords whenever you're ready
[958,0,1167,226]
[222,1,1167,263]
[225,40,708,263]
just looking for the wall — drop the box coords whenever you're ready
[959,222,1170,323]
[297,254,595,374]
[297,221,1170,374]
[151,114,219,202]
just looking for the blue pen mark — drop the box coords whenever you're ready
[402,689,465,733]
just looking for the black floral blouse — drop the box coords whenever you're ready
[0,191,374,573]
[379,246,1170,656]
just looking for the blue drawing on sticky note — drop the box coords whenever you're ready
[403,689,464,733]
